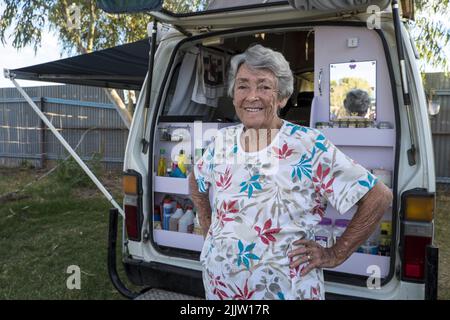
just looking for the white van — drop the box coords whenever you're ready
[111,0,439,300]
[7,0,438,300]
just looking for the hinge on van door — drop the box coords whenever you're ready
[336,10,357,18]
[197,26,212,33]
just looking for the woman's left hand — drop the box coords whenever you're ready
[287,239,342,276]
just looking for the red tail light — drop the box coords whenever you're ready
[123,170,143,242]
[400,189,435,282]
[125,204,139,241]
[403,235,432,280]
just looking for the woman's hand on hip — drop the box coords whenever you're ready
[287,239,342,276]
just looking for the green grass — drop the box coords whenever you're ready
[0,167,139,299]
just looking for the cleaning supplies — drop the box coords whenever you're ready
[169,203,184,232]
[177,149,187,175]
[178,206,195,233]
[157,148,167,176]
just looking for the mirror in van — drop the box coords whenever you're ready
[329,60,377,121]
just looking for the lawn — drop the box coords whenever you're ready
[0,166,449,299]
[0,166,140,299]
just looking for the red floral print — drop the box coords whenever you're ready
[254,218,281,245]
[273,143,294,159]
[216,166,232,190]
[312,163,335,195]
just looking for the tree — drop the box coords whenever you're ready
[0,0,207,126]
[409,0,450,72]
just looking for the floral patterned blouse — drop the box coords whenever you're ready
[194,120,377,300]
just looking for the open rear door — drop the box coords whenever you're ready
[98,0,391,34]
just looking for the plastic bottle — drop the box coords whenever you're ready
[314,217,333,248]
[193,212,203,236]
[171,162,186,178]
[153,205,162,230]
[333,219,350,244]
[177,149,187,175]
[162,198,172,230]
[157,149,167,176]
[378,221,392,256]
[169,203,184,232]
[178,206,195,233]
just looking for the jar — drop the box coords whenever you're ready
[316,122,331,129]
[339,120,349,128]
[357,121,367,128]
[348,120,357,128]
[333,219,350,243]
[314,217,333,248]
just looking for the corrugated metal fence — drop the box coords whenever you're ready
[426,73,450,183]
[0,84,129,171]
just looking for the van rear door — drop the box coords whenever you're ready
[148,0,391,34]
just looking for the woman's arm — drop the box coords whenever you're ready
[289,181,393,275]
[189,173,212,237]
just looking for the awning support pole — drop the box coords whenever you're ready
[5,69,124,217]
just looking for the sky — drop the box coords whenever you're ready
[0,29,67,88]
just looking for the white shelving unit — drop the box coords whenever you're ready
[324,252,390,277]
[154,175,190,195]
[154,229,204,251]
[320,128,395,147]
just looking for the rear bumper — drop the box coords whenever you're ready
[123,257,206,298]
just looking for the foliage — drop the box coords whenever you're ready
[0,0,208,54]
[409,0,450,72]
[54,152,103,188]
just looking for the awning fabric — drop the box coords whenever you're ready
[97,0,163,13]
[9,39,150,90]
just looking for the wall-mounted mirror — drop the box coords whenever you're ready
[329,60,377,121]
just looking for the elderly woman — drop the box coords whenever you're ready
[189,44,392,300]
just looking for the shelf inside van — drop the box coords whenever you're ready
[319,128,395,147]
[154,175,189,195]
[324,252,390,277]
[154,229,203,251]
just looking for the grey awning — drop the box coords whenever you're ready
[8,39,150,90]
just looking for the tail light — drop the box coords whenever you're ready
[400,189,435,282]
[123,171,143,241]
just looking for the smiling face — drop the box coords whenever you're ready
[233,64,288,130]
